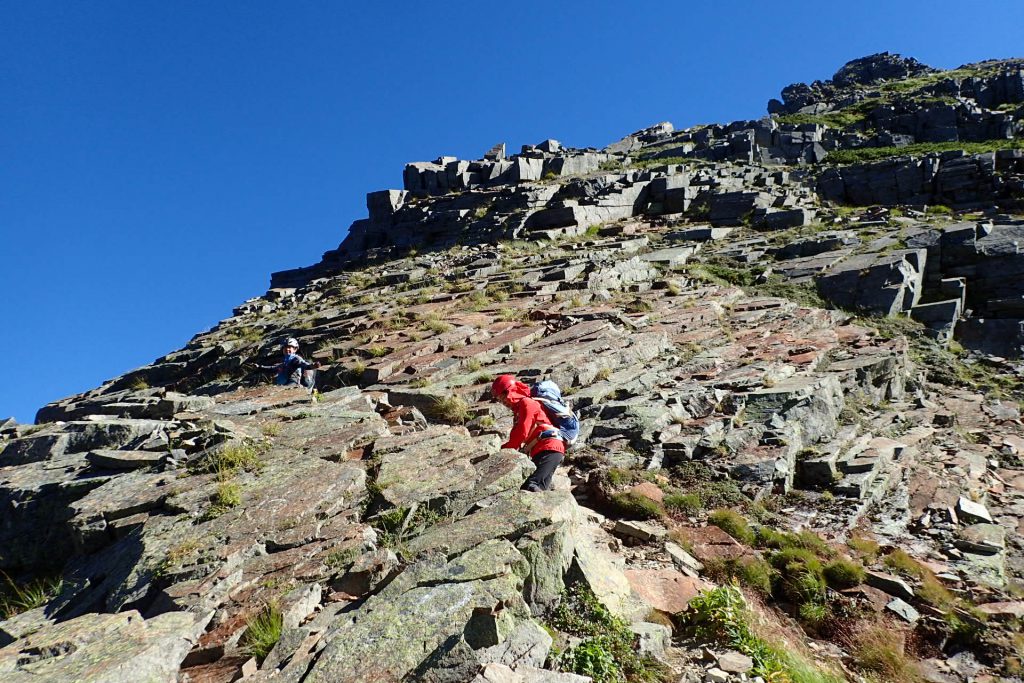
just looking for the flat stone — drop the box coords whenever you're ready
[955,497,993,524]
[975,601,1024,621]
[886,597,920,623]
[86,449,166,470]
[631,622,671,657]
[704,667,729,683]
[865,571,915,601]
[665,541,704,576]
[717,651,754,673]
[624,568,708,614]
[612,519,666,543]
[0,610,209,683]
[955,523,1006,555]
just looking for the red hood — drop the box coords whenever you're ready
[503,380,532,404]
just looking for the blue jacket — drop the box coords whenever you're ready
[275,353,315,385]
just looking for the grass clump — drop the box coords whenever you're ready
[260,422,282,437]
[0,573,63,619]
[822,558,866,589]
[847,533,880,562]
[324,545,361,571]
[429,395,471,424]
[240,603,284,661]
[190,440,266,476]
[663,492,702,515]
[708,508,755,545]
[883,549,957,610]
[550,583,671,683]
[848,621,923,682]
[702,557,774,597]
[769,548,826,605]
[609,492,665,520]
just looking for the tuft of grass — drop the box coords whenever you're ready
[324,545,361,571]
[663,492,702,515]
[0,573,63,619]
[849,621,923,683]
[769,548,826,605]
[848,533,880,563]
[190,441,266,476]
[708,508,755,545]
[260,422,282,437]
[367,345,389,358]
[215,481,242,508]
[609,491,665,520]
[429,395,471,424]
[240,603,284,662]
[822,558,866,589]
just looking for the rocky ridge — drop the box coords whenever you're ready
[2,53,1024,682]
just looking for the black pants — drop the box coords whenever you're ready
[523,450,563,492]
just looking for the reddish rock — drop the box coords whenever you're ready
[976,601,1024,621]
[669,526,749,562]
[624,568,709,614]
[629,481,664,504]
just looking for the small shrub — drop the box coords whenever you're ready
[708,508,755,545]
[609,492,664,520]
[595,367,612,381]
[551,583,670,683]
[240,603,284,661]
[823,558,865,589]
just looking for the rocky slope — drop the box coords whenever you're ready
[2,53,1024,683]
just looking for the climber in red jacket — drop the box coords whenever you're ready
[492,374,565,492]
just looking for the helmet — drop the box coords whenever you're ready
[283,337,299,349]
[491,374,516,399]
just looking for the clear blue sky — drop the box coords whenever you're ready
[3,1,1023,423]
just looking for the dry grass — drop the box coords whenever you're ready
[848,621,924,683]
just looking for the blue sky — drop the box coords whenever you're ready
[3,1,1023,423]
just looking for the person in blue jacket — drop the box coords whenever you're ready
[260,337,318,388]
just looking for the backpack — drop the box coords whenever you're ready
[531,380,581,448]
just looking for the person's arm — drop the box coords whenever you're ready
[502,401,532,450]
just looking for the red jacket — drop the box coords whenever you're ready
[502,384,565,458]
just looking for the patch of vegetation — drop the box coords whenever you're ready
[260,422,282,437]
[663,492,702,515]
[847,533,880,562]
[749,278,831,309]
[702,556,774,596]
[240,603,284,662]
[630,155,692,170]
[129,376,151,391]
[670,462,747,509]
[769,548,826,605]
[708,508,755,545]
[0,573,63,619]
[324,545,361,571]
[609,491,665,520]
[827,138,1024,164]
[882,549,958,610]
[550,583,672,683]
[428,395,471,424]
[189,440,267,476]
[682,585,843,683]
[822,557,866,589]
[848,621,924,683]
